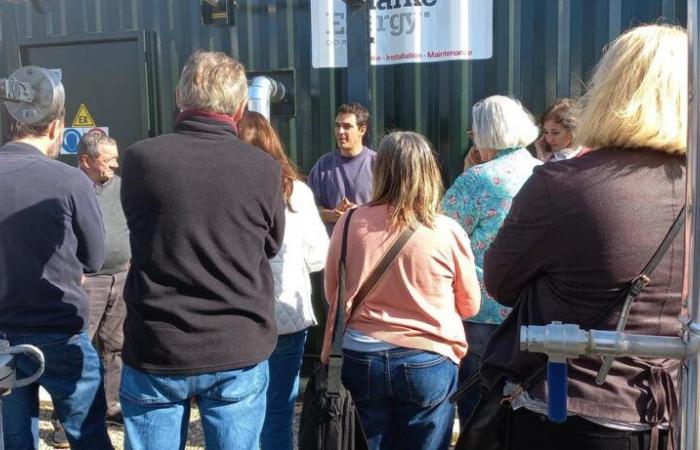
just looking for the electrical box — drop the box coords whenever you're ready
[201,0,236,27]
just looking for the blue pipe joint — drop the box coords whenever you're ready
[547,359,568,423]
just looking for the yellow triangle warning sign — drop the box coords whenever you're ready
[71,103,96,127]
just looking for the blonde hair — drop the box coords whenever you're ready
[576,24,687,154]
[472,95,539,150]
[371,131,443,228]
[176,50,248,116]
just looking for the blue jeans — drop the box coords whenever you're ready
[457,322,499,425]
[342,347,458,450]
[1,331,112,450]
[120,361,269,450]
[261,328,307,450]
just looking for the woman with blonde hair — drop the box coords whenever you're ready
[238,111,329,450]
[477,24,686,449]
[441,95,541,424]
[321,131,481,450]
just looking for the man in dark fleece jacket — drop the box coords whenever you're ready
[0,108,111,449]
[120,50,285,450]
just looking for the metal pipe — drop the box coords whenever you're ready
[682,1,700,448]
[521,324,700,360]
[587,330,690,359]
[247,75,286,120]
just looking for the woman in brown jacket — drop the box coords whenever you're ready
[480,24,687,450]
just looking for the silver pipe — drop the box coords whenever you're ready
[521,324,699,360]
[247,76,286,121]
[682,1,700,449]
[587,331,690,359]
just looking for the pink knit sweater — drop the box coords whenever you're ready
[321,205,481,364]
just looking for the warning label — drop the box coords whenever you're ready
[71,103,96,127]
[60,127,110,155]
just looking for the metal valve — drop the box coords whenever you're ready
[0,66,64,125]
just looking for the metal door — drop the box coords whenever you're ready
[15,31,158,165]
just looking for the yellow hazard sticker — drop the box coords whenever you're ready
[72,103,96,127]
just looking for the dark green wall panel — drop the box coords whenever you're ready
[0,0,688,182]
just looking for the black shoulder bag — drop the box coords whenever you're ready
[454,206,685,450]
[299,209,419,450]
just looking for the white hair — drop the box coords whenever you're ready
[472,95,539,150]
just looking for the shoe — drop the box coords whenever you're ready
[50,418,70,449]
[106,409,123,427]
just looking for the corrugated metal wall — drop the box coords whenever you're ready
[0,0,688,182]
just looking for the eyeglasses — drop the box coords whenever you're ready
[96,155,118,164]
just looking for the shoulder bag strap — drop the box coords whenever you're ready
[327,214,420,394]
[347,219,420,321]
[520,205,686,393]
[330,216,420,357]
[327,208,358,395]
[330,208,358,359]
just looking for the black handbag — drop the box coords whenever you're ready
[454,206,685,450]
[298,209,419,450]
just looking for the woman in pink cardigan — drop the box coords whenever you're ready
[321,131,481,450]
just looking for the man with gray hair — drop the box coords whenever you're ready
[51,131,127,447]
[77,131,128,423]
[120,50,285,449]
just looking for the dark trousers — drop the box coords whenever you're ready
[457,322,499,425]
[85,270,127,413]
[508,408,668,450]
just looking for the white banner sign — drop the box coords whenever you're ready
[311,0,493,68]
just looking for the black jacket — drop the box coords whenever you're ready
[121,115,285,374]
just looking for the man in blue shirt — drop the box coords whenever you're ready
[0,105,111,449]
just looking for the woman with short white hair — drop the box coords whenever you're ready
[441,95,541,424]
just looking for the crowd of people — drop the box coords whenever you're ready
[0,22,687,450]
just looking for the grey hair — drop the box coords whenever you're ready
[77,131,116,161]
[176,50,248,115]
[472,95,539,150]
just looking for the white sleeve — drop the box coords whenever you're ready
[295,181,329,273]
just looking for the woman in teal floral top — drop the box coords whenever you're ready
[441,95,541,423]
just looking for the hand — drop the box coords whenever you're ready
[464,146,482,170]
[535,136,552,162]
[338,197,356,212]
[320,207,343,223]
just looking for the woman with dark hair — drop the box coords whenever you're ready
[239,111,329,450]
[534,98,581,162]
[480,24,686,449]
[321,131,481,450]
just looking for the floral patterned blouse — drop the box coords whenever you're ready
[441,148,541,324]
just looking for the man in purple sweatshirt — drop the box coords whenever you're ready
[308,103,376,235]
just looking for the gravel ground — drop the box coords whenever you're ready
[36,399,455,449]
[37,403,207,450]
